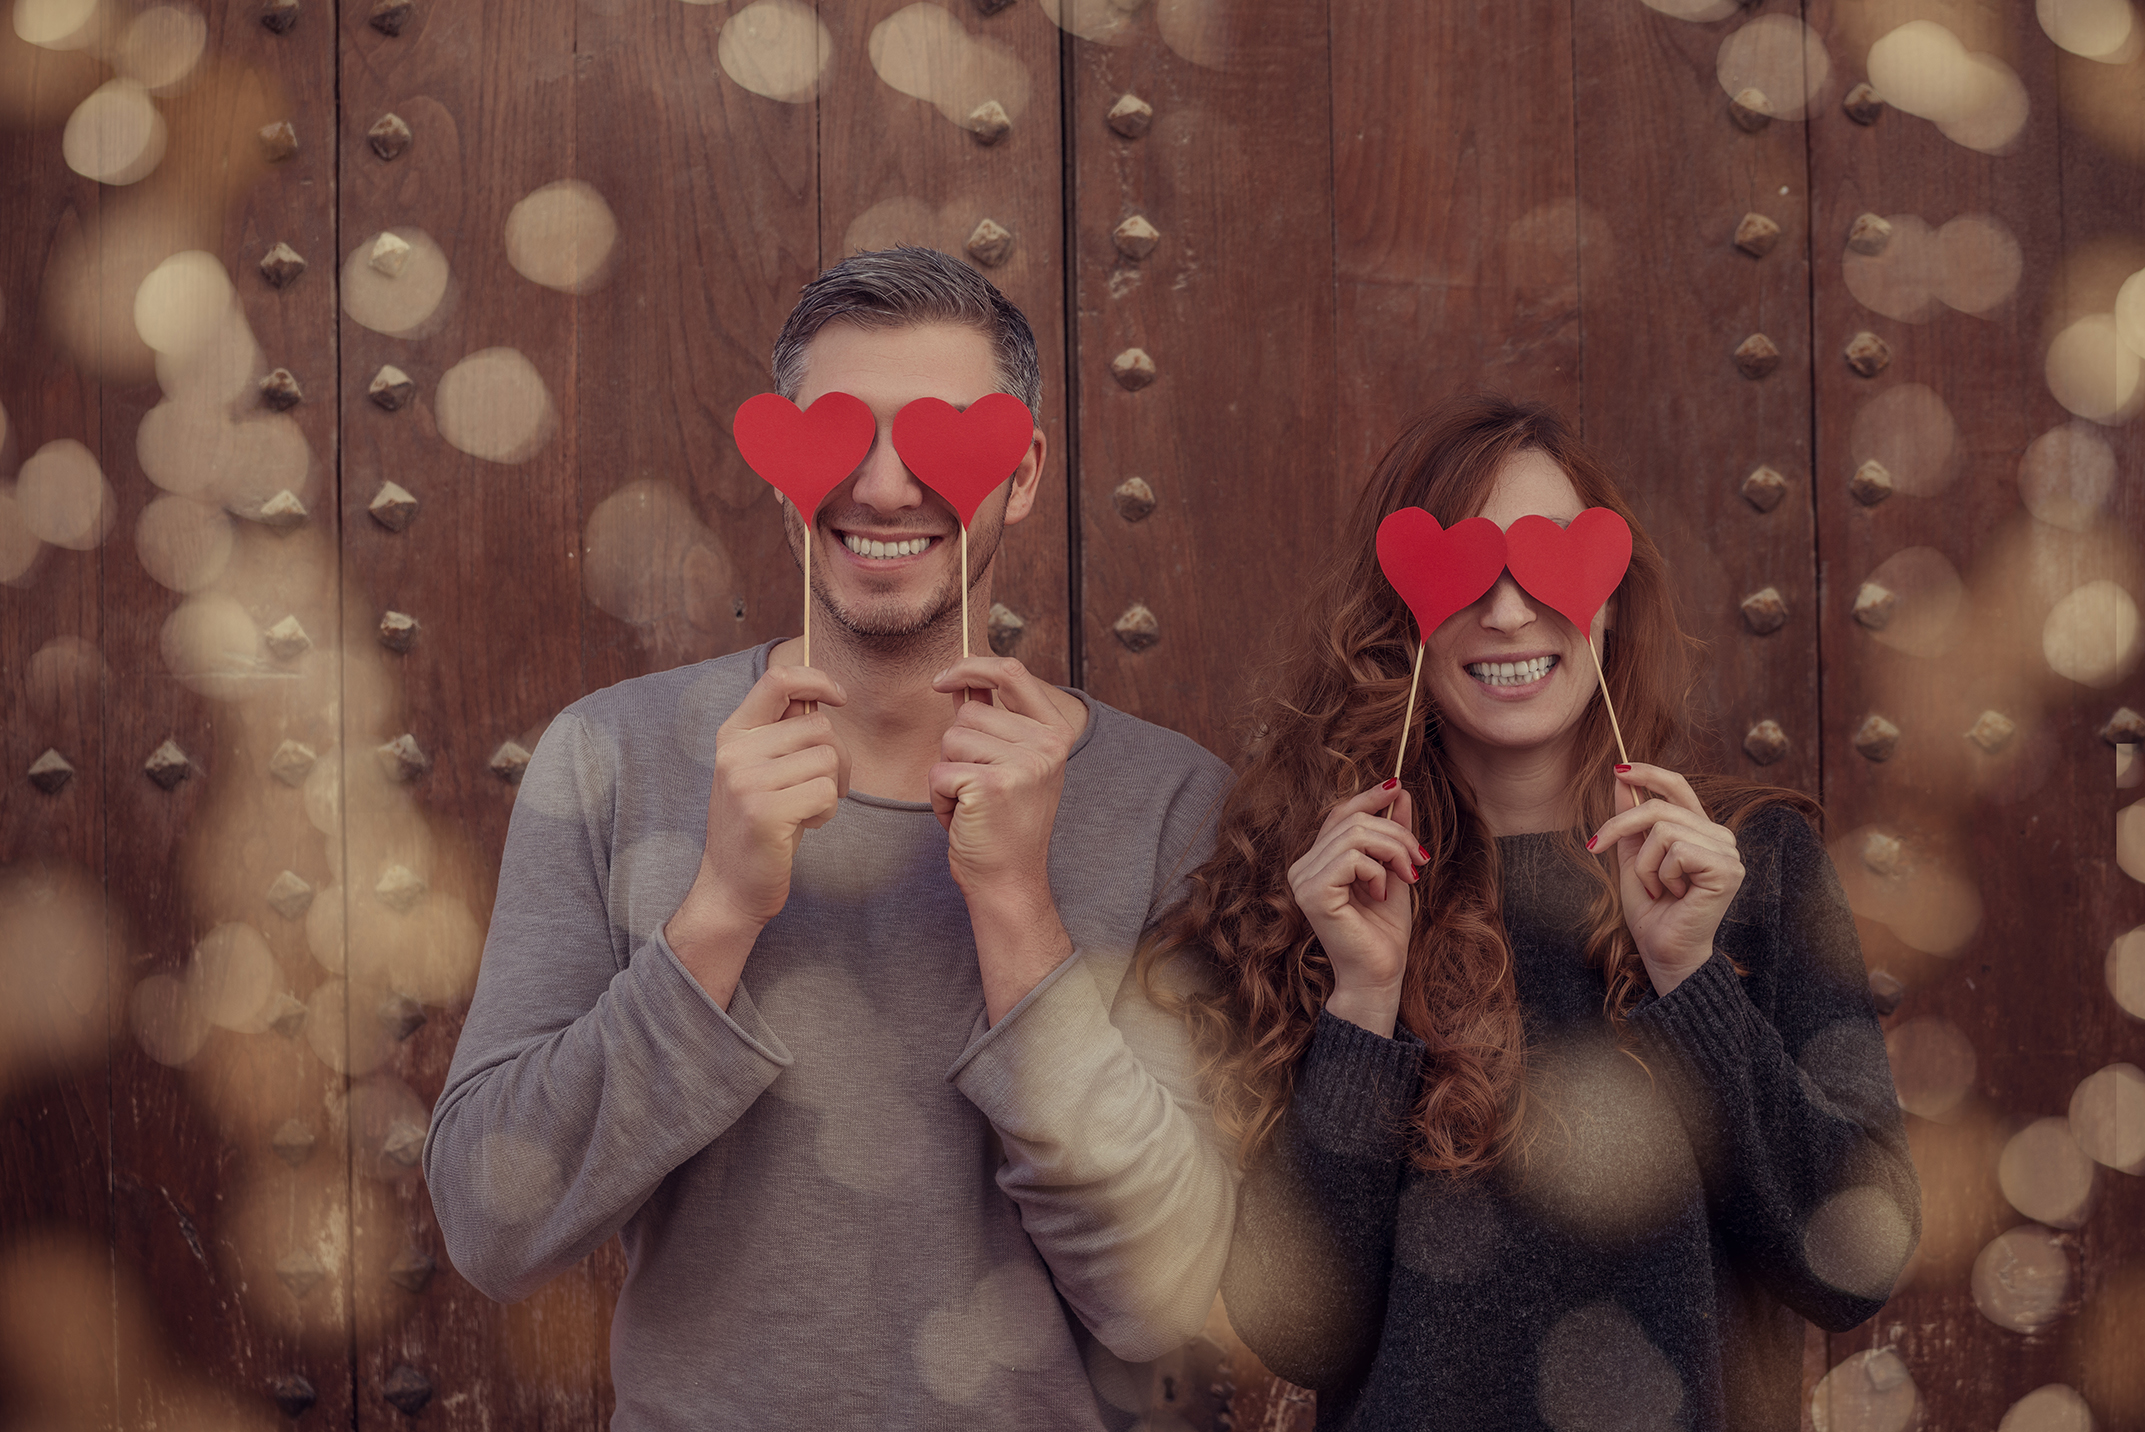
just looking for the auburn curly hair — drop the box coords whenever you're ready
[1145,395,1814,1176]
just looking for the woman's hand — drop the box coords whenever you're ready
[1586,763,1745,995]
[1287,782,1425,1038]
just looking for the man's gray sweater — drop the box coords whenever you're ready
[423,643,1236,1430]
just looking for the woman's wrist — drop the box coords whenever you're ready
[1324,981,1403,1039]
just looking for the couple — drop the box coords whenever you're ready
[423,248,1918,1431]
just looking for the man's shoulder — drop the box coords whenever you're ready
[1072,691,1230,790]
[561,644,765,737]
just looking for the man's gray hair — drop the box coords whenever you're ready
[771,247,1042,415]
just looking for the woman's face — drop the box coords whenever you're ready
[1418,449,1610,767]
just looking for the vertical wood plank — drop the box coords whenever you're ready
[1068,0,1337,757]
[337,0,594,1421]
[1573,1,1820,793]
[816,0,1071,684]
[573,0,822,697]
[1805,2,2145,1426]
[1331,0,1582,482]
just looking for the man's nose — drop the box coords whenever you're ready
[848,429,925,512]
[1480,573,1539,630]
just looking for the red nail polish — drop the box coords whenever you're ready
[1383,777,1398,790]
[1417,846,1429,861]
[1586,835,1597,850]
[1614,764,1632,773]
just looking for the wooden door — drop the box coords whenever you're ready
[3,0,2141,1427]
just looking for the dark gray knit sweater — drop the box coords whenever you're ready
[1222,807,1919,1432]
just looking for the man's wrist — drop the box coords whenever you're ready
[664,881,765,1008]
[964,880,1073,1024]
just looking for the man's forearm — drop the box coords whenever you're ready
[965,881,1076,1024]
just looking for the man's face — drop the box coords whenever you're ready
[788,321,1044,651]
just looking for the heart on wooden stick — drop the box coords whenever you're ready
[890,393,1036,526]
[1376,509,1508,637]
[1502,507,1633,634]
[732,391,876,516]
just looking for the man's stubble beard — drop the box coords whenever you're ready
[790,508,1003,659]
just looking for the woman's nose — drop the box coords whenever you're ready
[1480,573,1539,630]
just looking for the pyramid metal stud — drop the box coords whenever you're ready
[1847,212,1893,256]
[144,739,192,789]
[377,734,430,783]
[1853,581,1896,630]
[965,218,1014,268]
[2102,707,2145,747]
[369,0,412,34]
[267,992,309,1038]
[275,1251,324,1299]
[1112,603,1160,653]
[264,614,313,662]
[1860,831,1903,876]
[1112,215,1161,260]
[368,231,412,278]
[379,992,426,1041]
[269,1374,317,1418]
[256,489,308,533]
[1112,476,1156,521]
[1110,348,1157,390]
[258,120,298,162]
[367,112,412,161]
[266,870,315,920]
[1845,330,1892,378]
[1740,465,1787,512]
[260,0,299,32]
[269,740,317,787]
[1843,82,1884,124]
[1965,710,2017,753]
[387,1246,436,1294]
[986,602,1026,657]
[271,1118,318,1167]
[28,749,74,793]
[259,242,307,286]
[1734,333,1780,380]
[369,480,419,530]
[369,366,415,412]
[1850,459,1894,506]
[1106,93,1152,138]
[1742,720,1789,766]
[382,1119,426,1167]
[377,610,419,653]
[1853,714,1901,762]
[966,99,1011,145]
[488,740,531,783]
[375,863,428,912]
[1734,212,1780,258]
[1740,587,1788,635]
[259,368,303,411]
[381,1365,432,1416]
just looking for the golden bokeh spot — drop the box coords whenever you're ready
[2042,579,2141,686]
[2068,1062,2145,1171]
[2018,425,2114,532]
[869,4,1032,128]
[1970,1224,2071,1334]
[1802,1186,1916,1299]
[12,0,100,50]
[1998,1117,2096,1229]
[1865,21,2027,151]
[115,3,205,94]
[1843,214,1943,323]
[133,248,234,356]
[62,77,165,184]
[0,861,113,1092]
[1935,214,2022,314]
[504,179,619,295]
[2108,925,2145,1017]
[16,438,113,550]
[135,492,234,592]
[434,347,556,465]
[2039,0,2138,60]
[1849,385,1957,495]
[1715,15,1830,120]
[1885,1015,1976,1119]
[0,487,43,582]
[717,0,830,103]
[2046,314,2141,422]
[1998,1384,2097,1432]
[1810,1348,1919,1432]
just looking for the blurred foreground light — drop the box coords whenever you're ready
[1999,1118,2096,1228]
[2018,425,2115,531]
[505,180,618,294]
[134,493,233,591]
[1866,22,2027,152]
[1999,1385,2097,1432]
[435,348,555,464]
[2068,1062,2145,1171]
[2047,314,2141,422]
[1936,215,2023,314]
[2109,926,2145,1017]
[1811,1348,1919,1432]
[160,592,262,700]
[1643,0,1738,18]
[1970,1224,2071,1333]
[869,3,1031,124]
[187,922,279,1033]
[62,79,166,185]
[17,439,113,550]
[2042,579,2141,685]
[1886,1017,1976,1120]
[13,0,98,48]
[129,971,208,1066]
[0,863,112,1091]
[718,0,830,102]
[1716,15,1829,120]
[115,4,205,93]
[340,228,449,338]
[2039,0,2138,59]
[134,250,235,356]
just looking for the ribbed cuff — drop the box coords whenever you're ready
[1624,949,1759,1088]
[1294,1009,1426,1161]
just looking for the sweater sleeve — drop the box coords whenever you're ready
[1221,1010,1425,1396]
[422,710,793,1304]
[1624,806,1920,1331]
[946,757,1238,1363]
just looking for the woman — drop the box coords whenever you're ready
[1153,397,1918,1431]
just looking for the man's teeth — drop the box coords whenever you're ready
[843,534,931,559]
[1466,655,1558,686]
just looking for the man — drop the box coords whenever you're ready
[424,248,1235,1429]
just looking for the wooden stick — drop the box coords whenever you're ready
[960,525,971,661]
[802,533,811,669]
[1392,641,1427,782]
[1585,634,1631,766]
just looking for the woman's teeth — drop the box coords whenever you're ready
[1467,655,1557,687]
[843,534,931,559]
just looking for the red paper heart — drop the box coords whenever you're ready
[1376,509,1508,637]
[733,391,877,517]
[889,393,1036,527]
[1503,507,1633,633]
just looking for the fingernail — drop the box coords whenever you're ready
[1614,764,1632,773]
[1383,777,1399,790]
[1586,835,1597,850]
[1417,846,1429,861]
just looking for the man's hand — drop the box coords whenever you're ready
[929,657,1081,1020]
[665,666,849,1005]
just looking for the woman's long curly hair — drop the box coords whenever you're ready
[1146,395,1815,1176]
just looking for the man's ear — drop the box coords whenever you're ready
[1000,428,1048,527]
